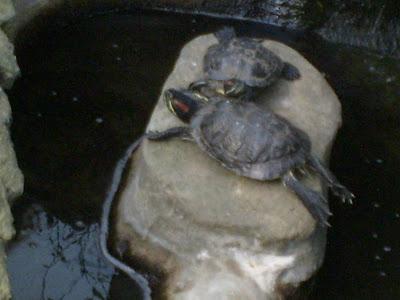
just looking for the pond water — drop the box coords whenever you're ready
[6,9,400,300]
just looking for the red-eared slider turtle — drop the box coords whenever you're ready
[190,27,301,100]
[147,89,354,226]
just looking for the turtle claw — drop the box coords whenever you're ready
[331,184,355,205]
[297,167,307,176]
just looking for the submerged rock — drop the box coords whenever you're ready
[116,34,341,298]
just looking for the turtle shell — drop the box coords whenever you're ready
[203,37,284,88]
[191,99,311,180]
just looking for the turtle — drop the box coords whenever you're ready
[146,89,354,226]
[190,27,301,101]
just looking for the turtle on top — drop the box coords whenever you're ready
[147,89,353,226]
[189,26,301,101]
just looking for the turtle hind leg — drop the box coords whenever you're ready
[146,127,192,141]
[308,155,355,204]
[283,172,332,227]
[282,62,301,80]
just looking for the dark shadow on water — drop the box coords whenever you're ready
[6,9,400,299]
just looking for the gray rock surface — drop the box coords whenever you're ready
[0,88,23,300]
[0,29,19,89]
[0,88,24,204]
[0,0,15,25]
[116,34,341,299]
[0,1,25,297]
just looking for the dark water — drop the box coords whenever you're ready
[6,9,400,300]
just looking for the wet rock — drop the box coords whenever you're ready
[0,0,15,25]
[130,0,304,28]
[8,0,400,58]
[0,243,11,299]
[0,10,24,295]
[116,33,341,299]
[0,30,20,89]
[0,87,23,300]
[0,3,22,298]
[0,88,23,204]
[317,12,400,58]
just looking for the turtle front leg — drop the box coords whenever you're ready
[308,155,355,204]
[283,171,332,227]
[146,126,192,141]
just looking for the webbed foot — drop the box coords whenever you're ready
[331,184,355,205]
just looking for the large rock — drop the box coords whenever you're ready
[0,88,24,204]
[116,34,341,299]
[0,2,24,295]
[0,87,24,300]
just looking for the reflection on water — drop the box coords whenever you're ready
[8,201,113,299]
[6,9,400,299]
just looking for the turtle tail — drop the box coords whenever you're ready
[282,62,301,80]
[283,172,331,227]
[214,26,236,43]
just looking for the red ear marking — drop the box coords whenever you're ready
[173,100,190,113]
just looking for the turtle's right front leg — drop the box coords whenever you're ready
[146,126,192,141]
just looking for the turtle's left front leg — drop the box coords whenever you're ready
[146,126,192,141]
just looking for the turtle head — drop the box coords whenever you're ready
[164,89,207,123]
